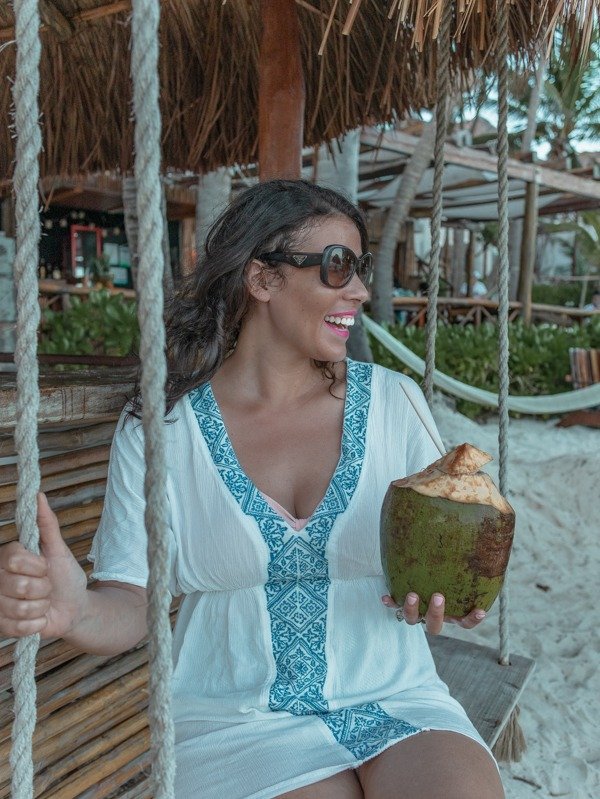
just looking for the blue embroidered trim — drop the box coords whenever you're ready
[320,703,420,761]
[190,360,420,758]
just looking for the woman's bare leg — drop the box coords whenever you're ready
[276,769,364,799]
[357,731,504,799]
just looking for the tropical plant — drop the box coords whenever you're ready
[368,318,600,418]
[38,290,139,359]
[540,211,600,276]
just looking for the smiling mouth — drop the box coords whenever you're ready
[324,315,355,328]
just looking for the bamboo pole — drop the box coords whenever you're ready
[33,716,149,798]
[0,463,108,504]
[258,0,305,180]
[30,698,148,778]
[70,749,152,799]
[36,729,150,799]
[0,420,117,457]
[0,479,107,522]
[0,444,110,486]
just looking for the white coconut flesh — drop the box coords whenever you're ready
[393,443,513,515]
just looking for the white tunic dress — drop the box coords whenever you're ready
[89,360,491,799]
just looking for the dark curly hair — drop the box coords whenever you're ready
[133,179,369,416]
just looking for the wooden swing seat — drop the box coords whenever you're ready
[428,634,535,748]
[0,374,533,796]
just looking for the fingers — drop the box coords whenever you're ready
[0,569,52,600]
[0,541,48,579]
[383,590,487,635]
[447,608,486,629]
[37,493,68,558]
[422,593,445,635]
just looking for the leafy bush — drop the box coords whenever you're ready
[369,318,600,418]
[531,283,594,307]
[39,290,140,358]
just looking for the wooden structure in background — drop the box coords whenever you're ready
[390,296,598,328]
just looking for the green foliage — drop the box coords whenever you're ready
[531,282,593,307]
[89,254,114,284]
[369,319,600,419]
[39,290,140,358]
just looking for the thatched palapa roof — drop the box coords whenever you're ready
[0,0,598,180]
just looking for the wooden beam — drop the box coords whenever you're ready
[362,130,600,200]
[517,179,539,324]
[258,0,305,180]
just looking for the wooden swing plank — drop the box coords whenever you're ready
[427,633,535,748]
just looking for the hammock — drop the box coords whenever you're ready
[363,315,600,415]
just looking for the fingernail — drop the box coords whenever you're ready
[406,593,418,605]
[381,596,390,605]
[433,594,444,607]
[475,610,486,620]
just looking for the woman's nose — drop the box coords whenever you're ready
[343,271,370,303]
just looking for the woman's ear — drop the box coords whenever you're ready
[246,259,271,302]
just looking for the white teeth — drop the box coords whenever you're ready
[325,315,355,327]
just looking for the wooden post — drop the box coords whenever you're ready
[465,229,476,298]
[517,179,539,324]
[258,0,305,180]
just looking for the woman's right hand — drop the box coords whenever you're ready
[0,493,88,640]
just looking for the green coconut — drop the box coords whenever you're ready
[380,443,515,618]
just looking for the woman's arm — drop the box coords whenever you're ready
[0,494,148,656]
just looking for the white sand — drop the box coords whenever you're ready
[430,396,600,799]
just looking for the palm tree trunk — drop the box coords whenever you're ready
[510,55,546,299]
[195,168,232,260]
[371,119,437,323]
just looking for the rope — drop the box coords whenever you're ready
[10,0,42,796]
[424,0,453,404]
[496,0,511,667]
[362,315,600,413]
[130,1,175,796]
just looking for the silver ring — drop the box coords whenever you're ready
[395,608,404,623]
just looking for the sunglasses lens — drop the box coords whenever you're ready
[357,253,374,287]
[325,246,356,287]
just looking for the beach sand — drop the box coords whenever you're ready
[431,397,600,799]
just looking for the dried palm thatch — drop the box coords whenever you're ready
[0,0,597,179]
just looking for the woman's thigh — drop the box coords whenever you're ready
[275,769,364,799]
[357,730,504,799]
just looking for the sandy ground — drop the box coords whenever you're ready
[430,396,600,799]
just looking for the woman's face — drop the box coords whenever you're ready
[261,215,370,363]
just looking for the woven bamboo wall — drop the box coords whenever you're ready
[0,376,154,799]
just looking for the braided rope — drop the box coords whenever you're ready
[496,0,511,666]
[424,0,453,403]
[130,1,175,796]
[10,0,42,796]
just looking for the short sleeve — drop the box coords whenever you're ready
[88,410,179,595]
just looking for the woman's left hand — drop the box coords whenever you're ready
[381,592,486,636]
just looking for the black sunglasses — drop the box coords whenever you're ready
[259,244,373,289]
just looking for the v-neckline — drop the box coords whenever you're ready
[204,362,353,526]
[189,359,372,539]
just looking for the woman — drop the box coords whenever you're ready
[0,180,503,798]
